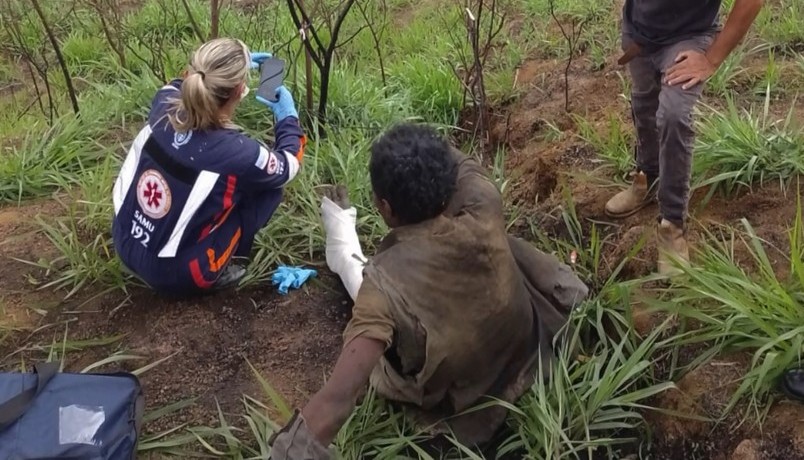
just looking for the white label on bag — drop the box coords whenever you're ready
[59,405,105,445]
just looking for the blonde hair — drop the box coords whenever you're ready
[168,38,250,132]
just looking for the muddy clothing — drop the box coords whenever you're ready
[270,411,333,460]
[343,151,588,445]
[623,0,721,50]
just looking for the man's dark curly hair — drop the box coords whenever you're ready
[369,123,458,225]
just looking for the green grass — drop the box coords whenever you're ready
[110,283,682,459]
[243,129,387,285]
[135,365,449,459]
[0,116,105,203]
[2,0,804,458]
[61,30,111,78]
[754,0,804,54]
[575,113,634,180]
[644,201,804,419]
[704,42,757,98]
[500,299,676,460]
[692,96,804,195]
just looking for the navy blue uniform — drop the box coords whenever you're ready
[112,79,305,294]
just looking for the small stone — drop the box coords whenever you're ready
[731,439,761,460]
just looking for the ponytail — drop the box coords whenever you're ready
[167,38,250,132]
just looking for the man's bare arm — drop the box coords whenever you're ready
[666,0,763,89]
[301,336,385,445]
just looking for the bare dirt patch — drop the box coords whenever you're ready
[0,200,351,435]
[64,280,351,431]
[0,201,63,331]
[647,355,804,460]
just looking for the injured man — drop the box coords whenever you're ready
[270,123,589,459]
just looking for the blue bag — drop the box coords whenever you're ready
[0,363,144,459]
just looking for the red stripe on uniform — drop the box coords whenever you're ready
[223,175,236,209]
[198,175,238,242]
[198,224,213,242]
[189,258,215,289]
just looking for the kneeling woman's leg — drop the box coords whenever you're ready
[180,191,282,292]
[234,190,283,259]
[181,216,245,292]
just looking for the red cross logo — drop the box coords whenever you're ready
[143,181,163,208]
[136,169,172,219]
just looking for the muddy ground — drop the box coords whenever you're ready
[0,202,351,432]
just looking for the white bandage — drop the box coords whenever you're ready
[321,197,366,301]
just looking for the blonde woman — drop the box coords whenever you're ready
[112,38,305,295]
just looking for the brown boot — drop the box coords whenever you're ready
[657,219,690,276]
[605,172,653,218]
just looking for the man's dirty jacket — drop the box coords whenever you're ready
[352,149,589,445]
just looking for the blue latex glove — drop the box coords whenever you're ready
[250,51,272,69]
[256,86,299,121]
[271,265,317,295]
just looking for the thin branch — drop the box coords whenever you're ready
[328,0,357,55]
[466,6,487,152]
[30,0,79,115]
[288,0,315,119]
[210,0,220,39]
[239,0,262,38]
[332,22,369,51]
[23,59,46,119]
[448,61,476,95]
[355,0,388,94]
[179,0,205,42]
[548,0,586,112]
[480,1,506,68]
[288,0,326,59]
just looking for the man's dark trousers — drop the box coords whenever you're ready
[625,33,714,226]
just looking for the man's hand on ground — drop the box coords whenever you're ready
[269,411,332,460]
[317,184,350,210]
[665,50,717,90]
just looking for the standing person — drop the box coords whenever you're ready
[112,38,305,296]
[269,124,589,459]
[607,0,763,275]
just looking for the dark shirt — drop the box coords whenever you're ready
[623,0,722,48]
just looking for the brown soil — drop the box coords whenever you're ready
[495,51,804,459]
[496,54,801,280]
[0,200,350,434]
[646,355,804,460]
[0,201,64,331]
[68,279,350,431]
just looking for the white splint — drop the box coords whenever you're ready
[320,197,366,301]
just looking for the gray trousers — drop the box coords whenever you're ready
[625,33,714,226]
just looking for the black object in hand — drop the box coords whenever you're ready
[256,58,285,103]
